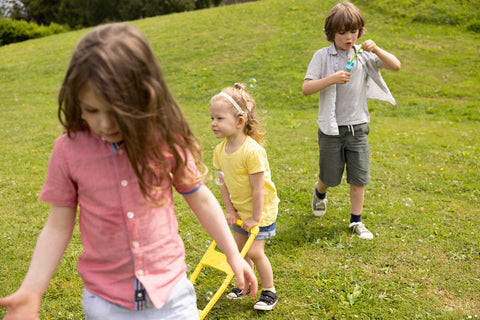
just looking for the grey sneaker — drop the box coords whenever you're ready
[312,182,327,217]
[254,290,278,311]
[349,222,374,240]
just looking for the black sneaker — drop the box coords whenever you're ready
[226,287,250,300]
[254,290,278,311]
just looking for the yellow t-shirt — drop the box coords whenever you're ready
[213,136,279,227]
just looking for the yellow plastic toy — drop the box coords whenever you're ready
[189,220,259,320]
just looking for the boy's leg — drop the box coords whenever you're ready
[316,179,329,194]
[312,179,328,217]
[349,184,373,239]
[315,129,344,216]
[350,184,365,215]
[343,124,373,239]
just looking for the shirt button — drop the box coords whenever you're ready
[118,149,124,155]
[137,270,144,276]
[133,241,139,248]
[121,180,128,187]
[127,211,134,219]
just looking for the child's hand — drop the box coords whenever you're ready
[332,70,351,84]
[241,218,259,232]
[361,40,401,71]
[360,40,378,53]
[226,211,240,225]
[0,290,41,320]
[227,254,258,298]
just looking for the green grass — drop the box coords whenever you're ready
[1,0,479,319]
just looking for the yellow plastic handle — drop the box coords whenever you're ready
[235,219,260,237]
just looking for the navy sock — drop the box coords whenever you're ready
[350,214,361,223]
[315,188,326,200]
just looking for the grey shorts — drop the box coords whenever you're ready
[82,274,199,320]
[317,123,370,187]
[230,221,276,240]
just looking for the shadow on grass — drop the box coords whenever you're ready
[274,206,355,251]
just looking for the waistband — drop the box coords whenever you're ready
[338,123,367,137]
[338,123,367,128]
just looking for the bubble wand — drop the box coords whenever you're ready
[344,43,362,72]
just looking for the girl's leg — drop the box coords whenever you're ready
[247,239,278,311]
[226,231,253,299]
[233,231,253,269]
[246,239,273,289]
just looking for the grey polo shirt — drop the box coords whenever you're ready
[305,43,397,136]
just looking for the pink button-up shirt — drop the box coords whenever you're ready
[40,130,201,310]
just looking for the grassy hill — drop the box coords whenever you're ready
[0,0,479,319]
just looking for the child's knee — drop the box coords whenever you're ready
[247,247,266,262]
[349,184,365,192]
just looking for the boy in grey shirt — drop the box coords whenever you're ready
[302,1,401,239]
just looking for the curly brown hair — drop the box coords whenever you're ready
[58,23,205,205]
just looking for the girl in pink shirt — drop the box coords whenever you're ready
[0,23,257,320]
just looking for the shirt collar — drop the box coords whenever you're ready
[328,43,362,57]
[327,43,338,55]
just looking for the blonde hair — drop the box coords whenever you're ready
[324,1,366,42]
[58,23,205,205]
[211,83,265,146]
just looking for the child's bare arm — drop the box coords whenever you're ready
[362,40,401,71]
[0,205,76,320]
[218,184,240,225]
[183,185,258,296]
[242,172,264,231]
[302,71,351,95]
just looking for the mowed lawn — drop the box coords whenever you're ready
[0,0,479,319]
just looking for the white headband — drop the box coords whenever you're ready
[218,92,246,116]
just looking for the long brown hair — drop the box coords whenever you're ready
[58,23,205,205]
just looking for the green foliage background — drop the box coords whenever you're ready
[3,0,224,28]
[0,18,69,45]
[0,0,479,319]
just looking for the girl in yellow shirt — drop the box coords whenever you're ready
[210,83,279,311]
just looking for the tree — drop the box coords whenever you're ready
[22,0,60,24]
[0,0,27,19]
[14,0,225,28]
[194,0,224,9]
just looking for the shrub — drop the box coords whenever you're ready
[467,21,480,33]
[0,18,70,46]
[0,18,32,45]
[144,0,196,16]
[61,0,224,28]
[194,0,224,9]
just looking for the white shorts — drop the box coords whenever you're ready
[82,274,199,320]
